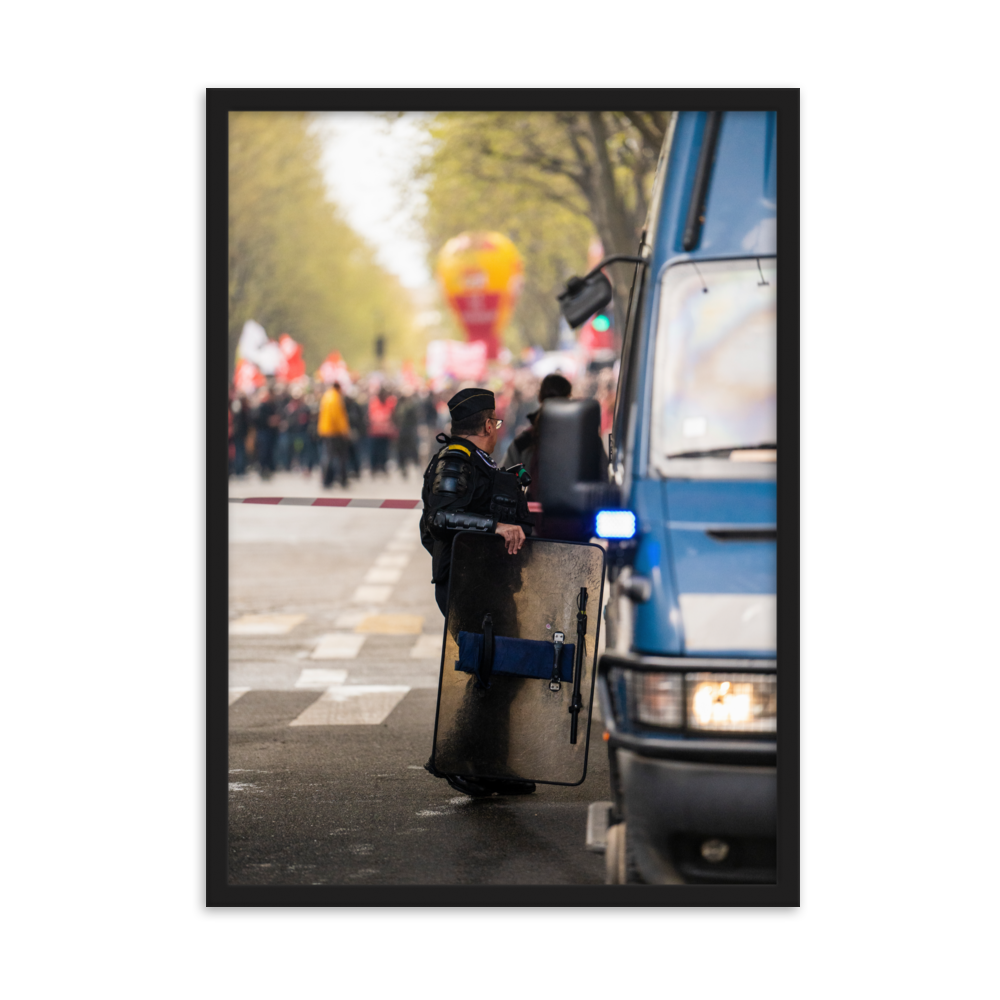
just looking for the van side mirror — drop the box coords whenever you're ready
[537,399,621,515]
[557,272,613,329]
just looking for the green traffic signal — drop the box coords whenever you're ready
[592,313,610,332]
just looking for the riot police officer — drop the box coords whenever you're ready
[420,387,534,617]
[420,387,537,797]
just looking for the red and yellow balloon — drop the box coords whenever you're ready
[437,232,523,359]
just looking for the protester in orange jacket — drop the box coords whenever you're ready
[367,387,397,475]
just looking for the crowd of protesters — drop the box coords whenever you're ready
[228,365,617,487]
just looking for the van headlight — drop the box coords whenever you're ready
[622,670,776,734]
[686,673,776,733]
[631,672,684,727]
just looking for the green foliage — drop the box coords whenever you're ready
[416,111,669,348]
[417,112,591,350]
[228,112,417,371]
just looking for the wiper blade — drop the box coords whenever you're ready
[667,443,777,459]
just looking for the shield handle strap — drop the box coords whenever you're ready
[569,588,588,743]
[479,613,494,688]
[550,631,565,692]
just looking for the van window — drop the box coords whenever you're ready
[650,257,776,473]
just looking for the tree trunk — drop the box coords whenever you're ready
[586,112,645,346]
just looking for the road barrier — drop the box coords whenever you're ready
[229,497,544,512]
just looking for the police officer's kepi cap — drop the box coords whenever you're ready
[447,387,495,422]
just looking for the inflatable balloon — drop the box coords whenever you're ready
[436,232,523,359]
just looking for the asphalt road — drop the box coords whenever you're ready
[228,465,610,885]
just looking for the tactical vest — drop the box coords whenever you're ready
[419,437,532,583]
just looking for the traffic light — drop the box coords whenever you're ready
[591,313,611,333]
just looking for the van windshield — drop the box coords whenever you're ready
[650,257,776,473]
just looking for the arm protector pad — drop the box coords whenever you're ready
[431,453,472,497]
[432,509,496,533]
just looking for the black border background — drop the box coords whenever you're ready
[208,88,799,906]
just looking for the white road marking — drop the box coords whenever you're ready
[229,613,306,636]
[289,685,410,726]
[385,540,416,552]
[410,634,442,659]
[295,668,349,687]
[351,585,393,604]
[229,687,251,705]
[374,553,410,568]
[679,593,777,651]
[309,633,368,659]
[363,567,404,585]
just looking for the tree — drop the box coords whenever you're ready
[416,111,670,346]
[229,112,418,372]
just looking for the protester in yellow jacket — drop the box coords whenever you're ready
[318,382,351,487]
[318,383,349,436]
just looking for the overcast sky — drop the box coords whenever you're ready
[315,112,433,289]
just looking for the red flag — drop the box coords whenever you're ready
[277,334,306,381]
[318,350,352,388]
[234,358,265,392]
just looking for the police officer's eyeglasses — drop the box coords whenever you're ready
[490,418,503,429]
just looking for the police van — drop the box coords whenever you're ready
[543,110,779,884]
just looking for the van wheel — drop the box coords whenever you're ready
[605,822,627,883]
[606,822,645,884]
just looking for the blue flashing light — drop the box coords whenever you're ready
[595,510,637,539]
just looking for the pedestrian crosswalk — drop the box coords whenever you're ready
[310,633,368,659]
[294,668,348,688]
[288,684,410,726]
[231,618,442,660]
[230,510,440,725]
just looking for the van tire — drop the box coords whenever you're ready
[606,822,647,884]
[605,822,627,883]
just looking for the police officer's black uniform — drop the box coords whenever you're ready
[419,392,534,617]
[420,388,536,797]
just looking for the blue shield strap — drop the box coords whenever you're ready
[456,631,575,685]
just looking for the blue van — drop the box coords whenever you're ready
[543,109,779,884]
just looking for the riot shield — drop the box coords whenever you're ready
[430,531,606,786]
